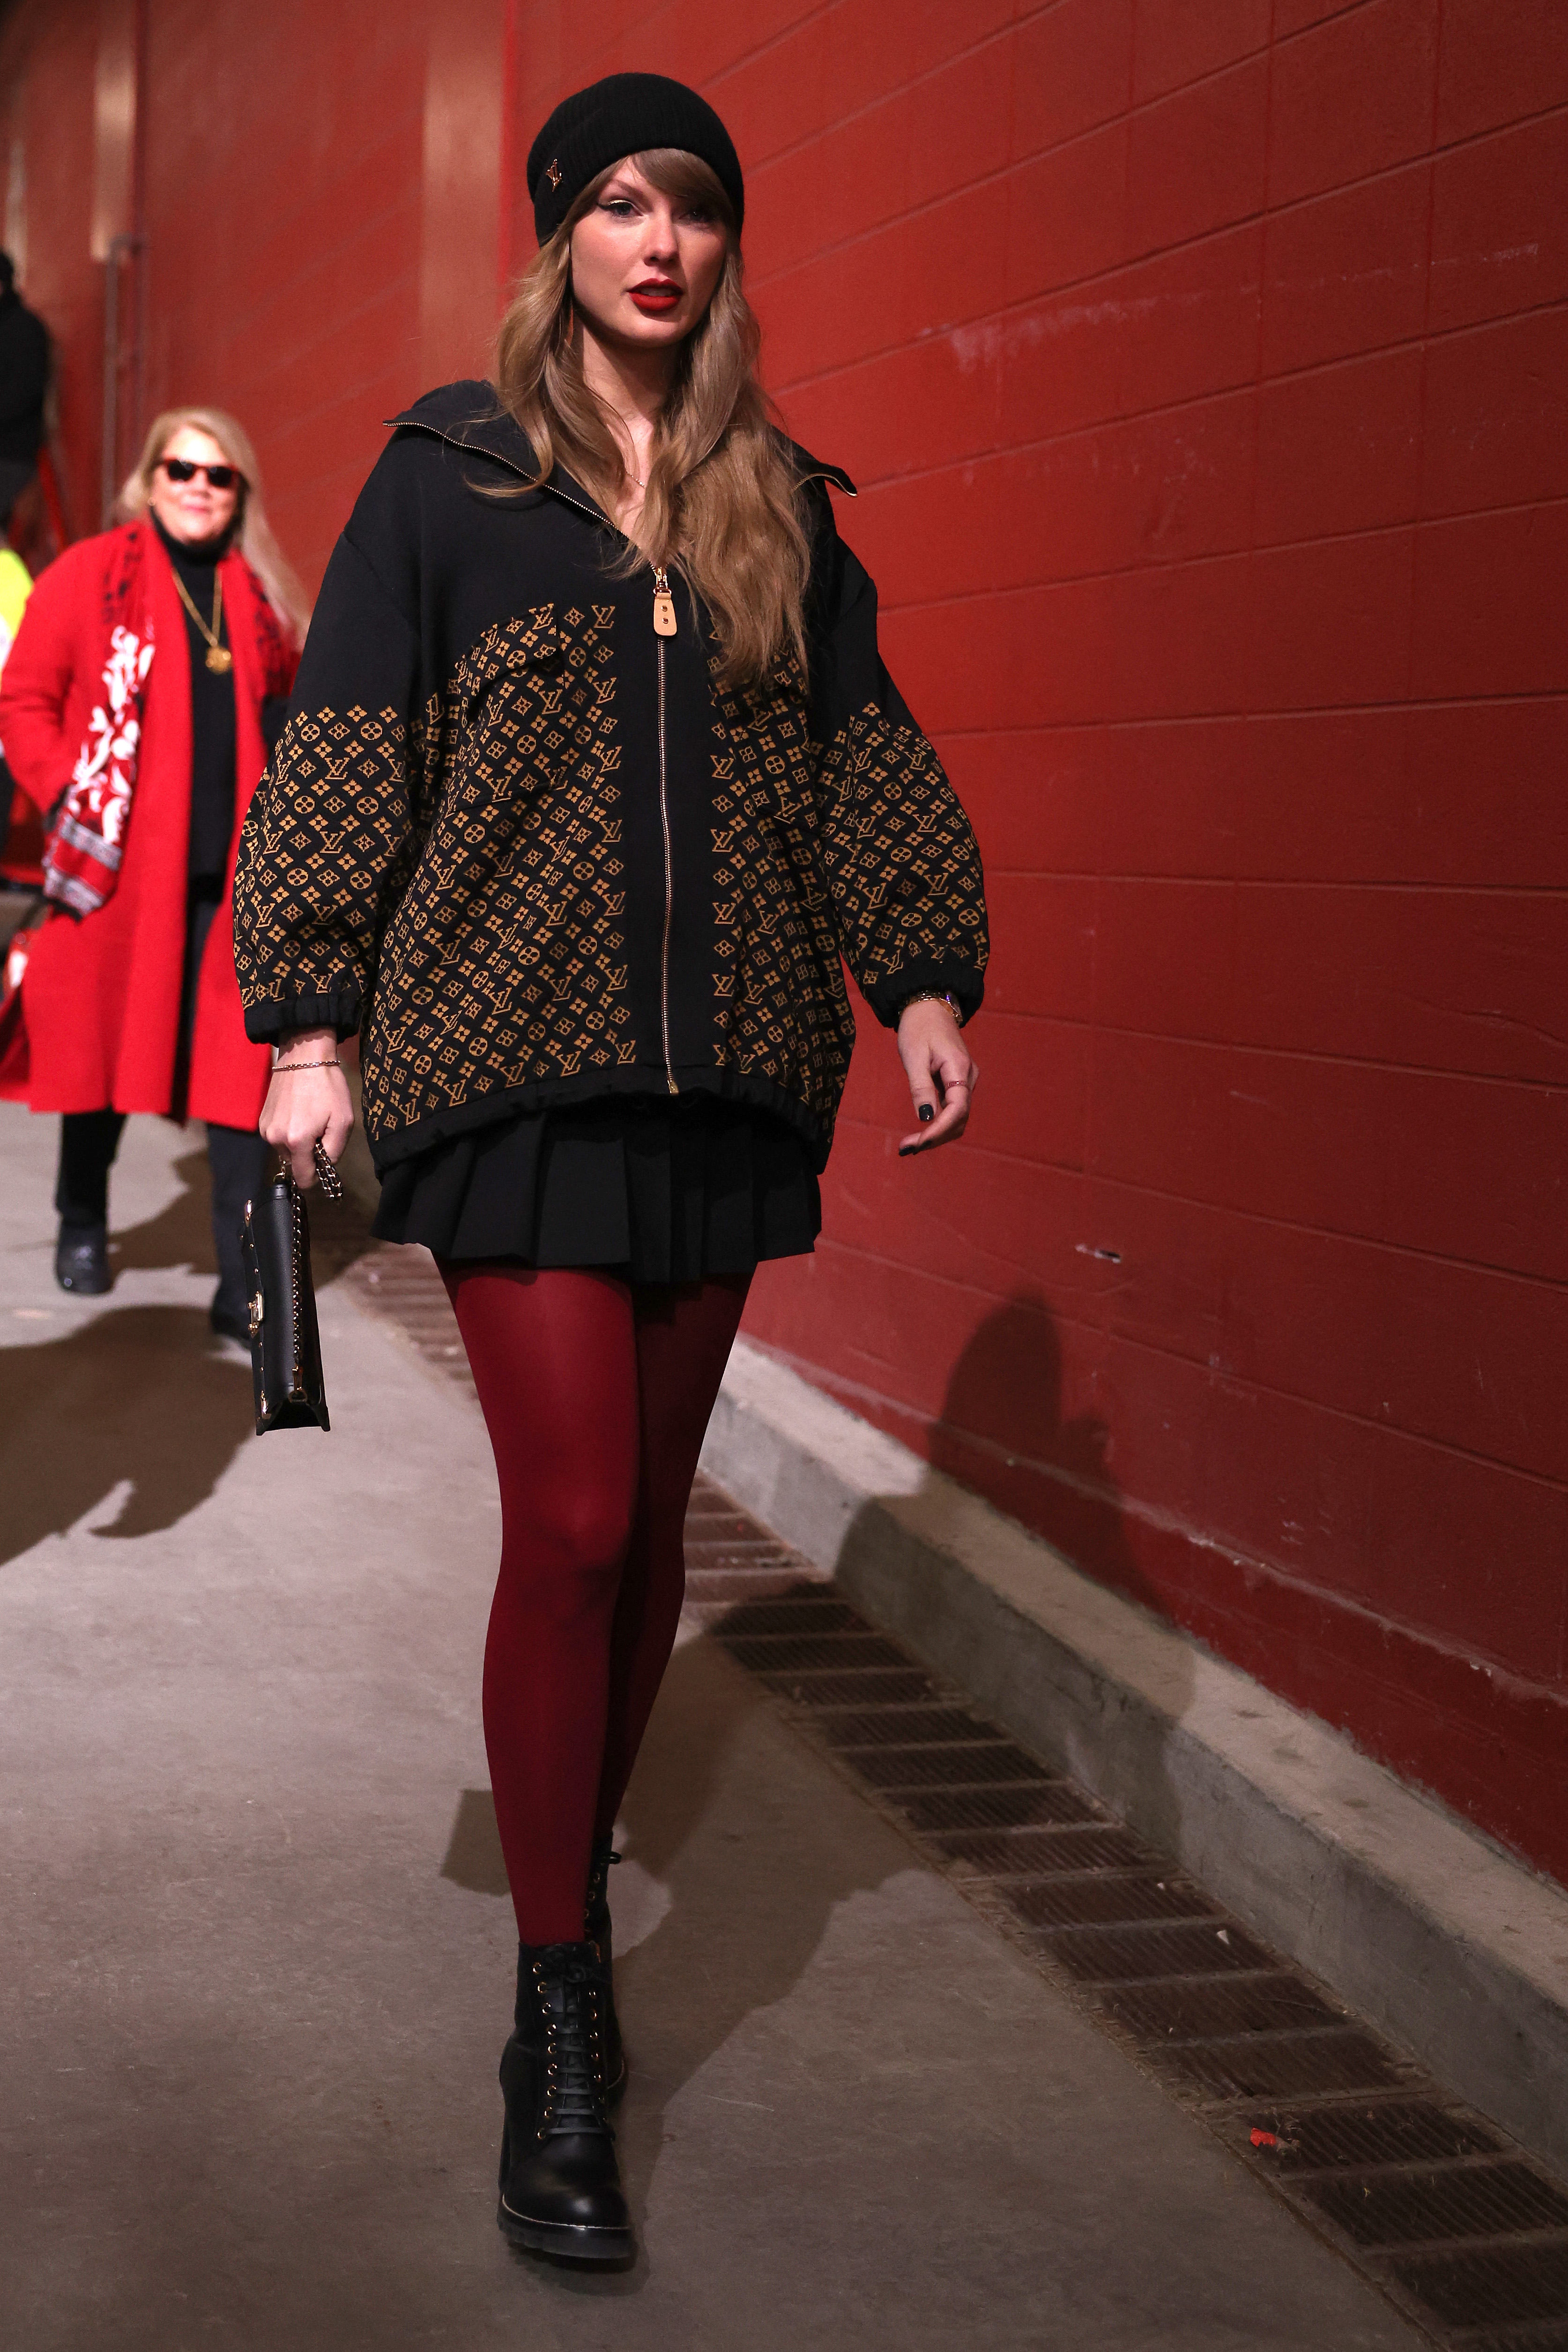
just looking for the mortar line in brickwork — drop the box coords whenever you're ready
[732,0,1124,184]
[947,881,1568,920]
[872,1154,1568,1303]
[927,686,1568,746]
[816,1209,1568,1343]
[794,81,1568,303]
[752,39,1349,264]
[834,306,1568,499]
[878,498,1568,621]
[767,167,1568,408]
[803,282,1568,478]
[703,0,840,122]
[1002,876,1568,898]
[736,1288,1568,1574]
[1093,1025,1568,1092]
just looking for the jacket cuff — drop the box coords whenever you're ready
[862,956,985,1031]
[243,985,363,1045]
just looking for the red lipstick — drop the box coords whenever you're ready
[630,279,681,315]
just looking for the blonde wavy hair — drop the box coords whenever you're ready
[494,149,810,690]
[118,406,312,645]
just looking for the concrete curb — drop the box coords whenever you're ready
[701,1338,1568,2175]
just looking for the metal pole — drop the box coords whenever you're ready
[100,232,141,529]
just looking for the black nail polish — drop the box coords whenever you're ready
[899,1143,917,1157]
[918,1104,935,1123]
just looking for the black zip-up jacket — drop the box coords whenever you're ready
[234,381,988,1174]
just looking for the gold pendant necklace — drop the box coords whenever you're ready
[171,563,232,672]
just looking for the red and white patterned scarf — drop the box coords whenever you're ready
[43,523,156,919]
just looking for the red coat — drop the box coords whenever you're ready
[0,522,297,1124]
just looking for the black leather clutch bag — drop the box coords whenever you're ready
[240,1144,342,1434]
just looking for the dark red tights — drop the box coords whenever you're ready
[439,1263,750,1946]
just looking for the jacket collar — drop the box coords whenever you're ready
[387,380,543,483]
[387,379,857,502]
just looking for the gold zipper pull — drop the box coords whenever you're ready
[652,565,677,637]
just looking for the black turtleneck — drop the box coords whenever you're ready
[152,511,237,890]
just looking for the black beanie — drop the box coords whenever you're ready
[526,73,744,246]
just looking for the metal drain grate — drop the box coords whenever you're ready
[1303,2164,1568,2249]
[712,1596,862,1637]
[756,1667,944,1707]
[893,1783,1112,1833]
[1460,2324,1568,2352]
[344,1244,476,1392]
[814,1705,998,1748]
[1102,1973,1342,2041]
[1235,2101,1505,2174]
[349,1233,1568,2352]
[849,1740,1053,1790]
[720,1631,911,1673]
[1153,2028,1410,2101]
[945,1825,1152,1878]
[689,1484,1568,2350]
[1390,2245,1568,2329]
[1041,1921,1277,1982]
[1009,1871,1221,1927]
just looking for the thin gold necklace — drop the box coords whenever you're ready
[169,564,232,673]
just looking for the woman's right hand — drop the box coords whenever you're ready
[259,1027,355,1188]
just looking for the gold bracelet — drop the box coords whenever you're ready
[273,1056,340,1073]
[895,988,965,1028]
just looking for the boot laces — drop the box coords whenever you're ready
[533,1953,609,2138]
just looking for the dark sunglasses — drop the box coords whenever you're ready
[159,456,245,490]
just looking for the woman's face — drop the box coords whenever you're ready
[569,160,728,356]
[147,424,242,548]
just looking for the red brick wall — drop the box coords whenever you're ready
[0,0,100,542]
[138,0,430,585]
[518,0,1568,1879]
[5,0,1566,1877]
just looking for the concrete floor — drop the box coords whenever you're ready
[0,1103,1427,2350]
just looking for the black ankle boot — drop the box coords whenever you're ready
[55,1223,111,1295]
[584,1837,626,2104]
[497,1940,632,2262]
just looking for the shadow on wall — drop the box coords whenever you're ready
[928,1291,1150,1605]
[844,1289,1201,1859]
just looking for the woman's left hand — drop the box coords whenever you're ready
[896,998,977,1157]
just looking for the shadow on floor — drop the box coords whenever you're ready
[0,1306,256,1570]
[109,1144,217,1275]
[107,1131,374,1287]
[436,1624,896,2293]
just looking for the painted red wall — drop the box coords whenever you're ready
[4,0,1565,1879]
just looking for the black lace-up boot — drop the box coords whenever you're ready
[497,1940,632,2262]
[583,1836,625,2105]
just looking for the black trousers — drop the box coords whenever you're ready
[56,1111,267,1313]
[54,883,265,1313]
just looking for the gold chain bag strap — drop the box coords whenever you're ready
[239,1141,342,1434]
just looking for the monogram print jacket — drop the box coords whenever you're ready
[233,382,988,1175]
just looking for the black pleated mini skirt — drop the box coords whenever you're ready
[372,1095,821,1284]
